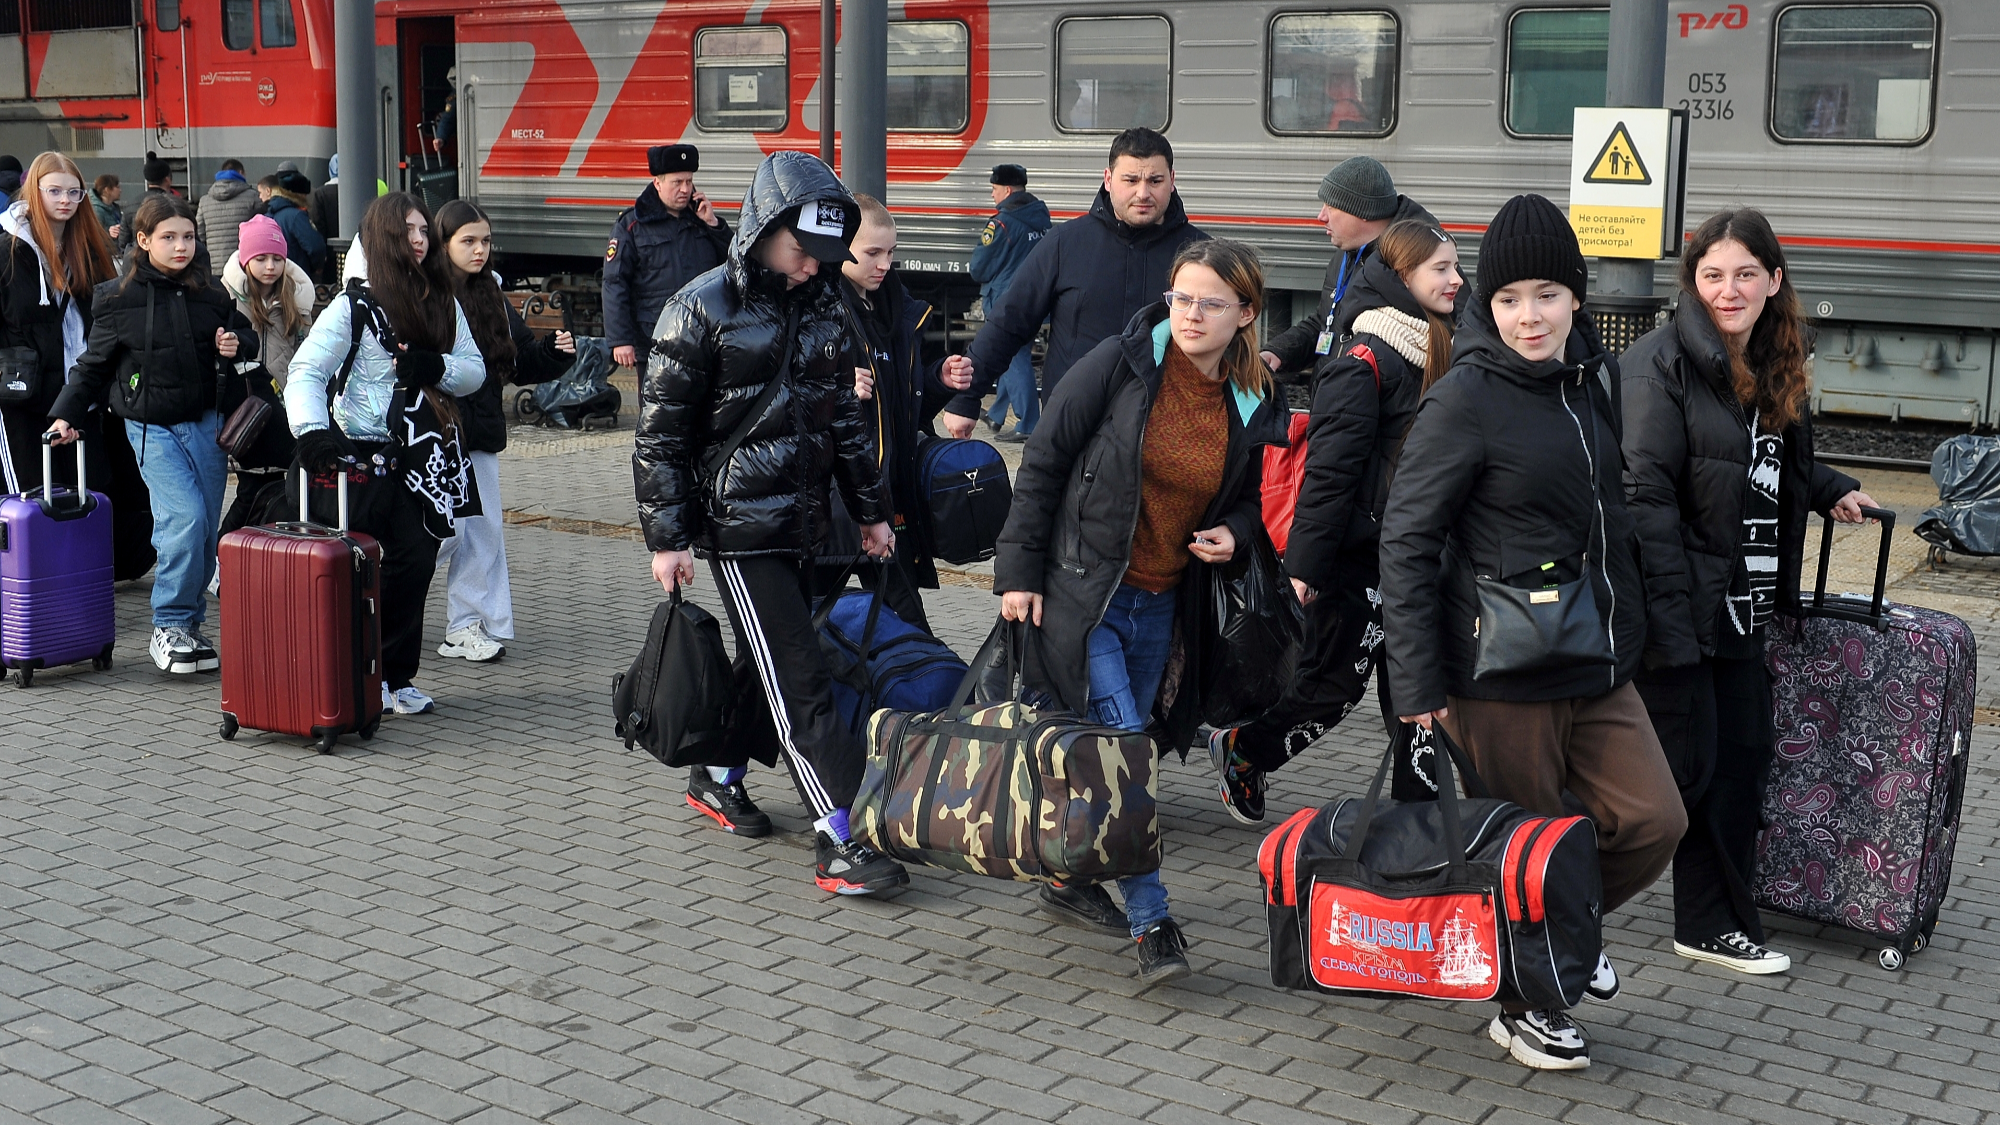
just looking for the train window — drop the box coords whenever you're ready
[1771,5,1936,144]
[28,0,133,30]
[221,0,253,50]
[260,0,297,49]
[887,21,970,133]
[1056,16,1171,132]
[1504,7,1609,137]
[1266,12,1398,136]
[695,26,789,132]
[155,0,179,33]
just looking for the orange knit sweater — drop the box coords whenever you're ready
[1124,346,1227,592]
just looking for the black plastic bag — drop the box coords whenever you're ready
[1916,434,2000,556]
[1196,525,1305,728]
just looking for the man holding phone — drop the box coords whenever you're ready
[603,143,732,372]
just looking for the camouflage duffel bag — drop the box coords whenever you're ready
[853,626,1160,883]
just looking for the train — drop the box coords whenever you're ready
[7,0,1999,425]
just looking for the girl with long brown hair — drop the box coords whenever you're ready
[1622,207,1875,977]
[1206,219,1464,821]
[995,237,1289,983]
[285,191,486,716]
[429,198,576,663]
[0,151,116,494]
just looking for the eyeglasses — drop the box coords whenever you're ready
[1163,291,1244,318]
[42,187,86,204]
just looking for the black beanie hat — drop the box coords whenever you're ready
[1477,193,1589,300]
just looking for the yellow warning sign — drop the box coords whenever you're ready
[1583,122,1651,185]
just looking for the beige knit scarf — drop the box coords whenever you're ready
[1349,307,1429,370]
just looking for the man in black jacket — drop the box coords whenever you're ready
[636,150,908,898]
[1260,156,1441,374]
[939,128,1205,437]
[603,144,731,374]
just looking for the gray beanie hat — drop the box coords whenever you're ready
[1316,156,1399,221]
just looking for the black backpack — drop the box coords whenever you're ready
[612,590,735,767]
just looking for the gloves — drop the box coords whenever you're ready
[294,427,351,474]
[395,348,447,389]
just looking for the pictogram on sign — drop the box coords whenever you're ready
[1582,122,1651,185]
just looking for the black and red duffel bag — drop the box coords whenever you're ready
[1260,725,1604,1010]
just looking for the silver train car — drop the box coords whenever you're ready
[408,0,2000,421]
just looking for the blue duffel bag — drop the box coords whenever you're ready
[813,556,967,736]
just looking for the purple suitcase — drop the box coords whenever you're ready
[0,437,117,686]
[1757,508,1974,970]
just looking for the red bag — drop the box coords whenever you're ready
[1261,411,1311,556]
[1260,725,1603,1008]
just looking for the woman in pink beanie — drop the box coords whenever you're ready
[218,213,313,520]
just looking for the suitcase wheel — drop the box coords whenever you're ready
[359,716,380,741]
[1878,946,1905,971]
[514,389,544,424]
[15,666,31,688]
[92,644,113,672]
[316,730,339,755]
[220,714,239,741]
[1911,932,1928,953]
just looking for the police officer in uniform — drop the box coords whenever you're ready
[603,143,732,370]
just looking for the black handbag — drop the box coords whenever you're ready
[1471,390,1616,681]
[1196,523,1305,726]
[0,345,39,403]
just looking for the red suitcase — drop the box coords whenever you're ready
[219,473,383,753]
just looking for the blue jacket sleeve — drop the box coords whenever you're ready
[600,213,637,351]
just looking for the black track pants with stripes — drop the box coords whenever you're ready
[709,555,865,817]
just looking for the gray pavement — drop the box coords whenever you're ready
[2,434,1997,1125]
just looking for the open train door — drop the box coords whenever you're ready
[396,15,457,211]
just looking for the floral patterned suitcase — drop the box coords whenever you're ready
[1757,510,1974,970]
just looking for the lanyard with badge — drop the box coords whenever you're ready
[1314,246,1366,356]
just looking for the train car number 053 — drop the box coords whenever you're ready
[1680,73,1732,121]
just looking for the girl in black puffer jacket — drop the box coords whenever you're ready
[1208,220,1464,819]
[1379,194,1685,1073]
[51,195,255,675]
[432,199,577,663]
[1621,209,1871,977]
[635,150,906,900]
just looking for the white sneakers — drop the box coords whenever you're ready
[437,622,506,662]
[382,685,436,715]
[150,626,218,674]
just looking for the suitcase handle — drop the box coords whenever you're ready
[1811,506,1895,627]
[296,466,350,531]
[34,431,95,521]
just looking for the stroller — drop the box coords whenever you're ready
[516,335,621,429]
[1914,434,2000,567]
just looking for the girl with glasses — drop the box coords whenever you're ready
[994,237,1288,984]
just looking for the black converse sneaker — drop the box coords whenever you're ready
[1674,931,1792,974]
[1135,919,1190,985]
[685,768,772,837]
[1489,1008,1591,1070]
[1585,952,1620,1002]
[814,832,909,896]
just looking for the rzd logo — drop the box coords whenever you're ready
[1680,4,1749,36]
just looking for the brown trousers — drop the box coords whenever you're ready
[1442,682,1687,914]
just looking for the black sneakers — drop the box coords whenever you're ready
[685,768,772,837]
[1038,880,1130,936]
[1585,952,1620,1002]
[1135,920,1190,984]
[1489,1008,1591,1070]
[1674,931,1792,974]
[814,832,909,896]
[1207,729,1267,824]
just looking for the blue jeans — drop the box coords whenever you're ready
[986,345,1038,435]
[126,413,227,629]
[1085,581,1178,936]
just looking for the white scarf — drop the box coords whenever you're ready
[1349,306,1430,370]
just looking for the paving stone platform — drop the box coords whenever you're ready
[1,434,1995,1125]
